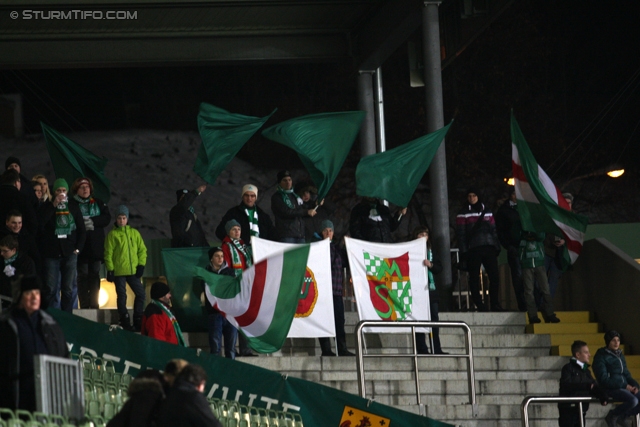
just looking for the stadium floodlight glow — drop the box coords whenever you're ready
[606,169,624,178]
[504,177,514,186]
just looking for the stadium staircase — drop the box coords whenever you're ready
[73,308,636,426]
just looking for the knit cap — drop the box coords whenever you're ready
[116,205,129,219]
[5,156,20,170]
[604,330,620,345]
[150,282,171,300]
[320,220,334,231]
[53,178,69,192]
[225,219,241,234]
[242,184,258,198]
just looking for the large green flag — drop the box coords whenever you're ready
[355,122,452,207]
[195,104,276,184]
[262,111,365,200]
[41,122,111,202]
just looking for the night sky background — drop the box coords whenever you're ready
[2,0,639,222]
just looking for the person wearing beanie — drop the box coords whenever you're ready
[215,183,274,243]
[38,177,86,313]
[141,282,186,346]
[104,204,147,331]
[349,196,407,243]
[593,330,640,427]
[0,275,68,411]
[201,246,237,359]
[169,184,208,248]
[69,177,111,309]
[271,171,318,243]
[455,188,503,312]
[5,156,38,207]
[0,169,38,243]
[317,220,354,357]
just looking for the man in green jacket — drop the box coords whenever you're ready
[593,330,640,427]
[104,205,147,331]
[519,231,559,324]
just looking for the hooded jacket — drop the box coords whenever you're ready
[104,225,147,276]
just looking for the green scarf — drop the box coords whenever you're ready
[55,200,76,236]
[277,186,302,210]
[4,252,18,265]
[226,239,252,277]
[151,299,186,347]
[427,249,435,291]
[245,207,260,237]
[74,195,101,218]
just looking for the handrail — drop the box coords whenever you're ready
[521,396,640,427]
[355,320,477,417]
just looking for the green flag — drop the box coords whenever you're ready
[262,111,365,200]
[195,104,276,184]
[355,122,452,207]
[41,122,111,202]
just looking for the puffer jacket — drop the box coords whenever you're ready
[104,225,147,276]
[593,347,640,390]
[455,203,500,254]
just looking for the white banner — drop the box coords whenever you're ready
[344,237,430,333]
[252,237,335,338]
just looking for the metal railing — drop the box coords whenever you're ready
[521,396,640,427]
[355,320,477,417]
[35,354,85,421]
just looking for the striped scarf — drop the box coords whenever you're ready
[277,186,302,209]
[151,299,186,346]
[427,249,435,291]
[245,208,260,237]
[74,195,101,217]
[55,200,76,236]
[226,238,252,277]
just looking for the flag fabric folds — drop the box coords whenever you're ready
[355,122,452,207]
[344,237,430,334]
[251,237,335,338]
[511,112,588,267]
[262,111,365,200]
[195,104,276,184]
[196,245,311,353]
[41,122,111,202]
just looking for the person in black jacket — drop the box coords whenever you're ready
[270,171,317,243]
[0,170,38,242]
[455,188,503,312]
[39,178,86,312]
[5,157,39,210]
[559,340,608,427]
[170,184,209,248]
[0,210,40,275]
[0,276,68,411]
[0,235,36,308]
[349,197,406,243]
[202,246,237,359]
[215,184,274,244]
[70,177,111,309]
[107,369,167,427]
[495,188,526,311]
[157,364,222,427]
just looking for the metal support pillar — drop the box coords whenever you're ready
[374,67,387,154]
[357,71,376,158]
[422,1,452,289]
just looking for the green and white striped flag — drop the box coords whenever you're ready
[196,245,310,353]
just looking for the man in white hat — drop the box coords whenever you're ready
[215,184,274,243]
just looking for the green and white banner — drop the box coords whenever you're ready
[50,309,452,427]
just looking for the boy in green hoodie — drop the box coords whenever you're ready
[104,205,147,331]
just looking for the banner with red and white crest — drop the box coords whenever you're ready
[252,237,335,338]
[345,237,430,333]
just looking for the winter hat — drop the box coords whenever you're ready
[242,184,258,198]
[604,330,620,345]
[225,219,241,234]
[71,177,93,195]
[19,275,41,294]
[150,282,171,300]
[176,189,189,202]
[116,205,129,219]
[53,178,69,192]
[466,187,480,197]
[208,246,223,259]
[277,170,291,183]
[5,156,20,170]
[320,220,334,231]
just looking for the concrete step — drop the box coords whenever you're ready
[526,322,600,334]
[523,311,592,324]
[549,332,603,346]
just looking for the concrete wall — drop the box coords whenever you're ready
[557,238,640,354]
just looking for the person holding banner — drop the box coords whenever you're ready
[202,246,237,359]
[349,197,406,243]
[413,226,446,355]
[317,220,354,357]
[271,170,317,243]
